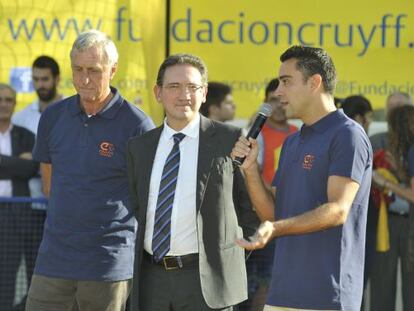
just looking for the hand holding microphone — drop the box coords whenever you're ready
[232,103,273,167]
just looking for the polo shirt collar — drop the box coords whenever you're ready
[163,112,200,141]
[301,109,344,134]
[69,86,123,119]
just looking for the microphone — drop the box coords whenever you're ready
[233,103,273,166]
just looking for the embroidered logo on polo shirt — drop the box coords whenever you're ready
[302,154,315,170]
[99,142,115,158]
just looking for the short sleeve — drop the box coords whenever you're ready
[32,110,52,163]
[329,126,372,184]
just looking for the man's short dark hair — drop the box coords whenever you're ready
[200,82,232,117]
[340,95,373,119]
[280,46,336,95]
[264,78,279,101]
[156,53,208,86]
[32,55,60,77]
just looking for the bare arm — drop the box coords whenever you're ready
[238,175,360,250]
[373,171,414,204]
[231,136,275,221]
[41,163,52,198]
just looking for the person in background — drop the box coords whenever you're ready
[340,95,373,134]
[0,83,38,311]
[25,30,154,311]
[339,95,374,310]
[369,92,414,311]
[12,55,63,134]
[200,81,235,122]
[11,56,63,305]
[256,78,298,187]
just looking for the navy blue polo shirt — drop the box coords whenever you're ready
[32,88,154,281]
[268,110,372,311]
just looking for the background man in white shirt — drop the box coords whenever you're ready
[0,83,38,311]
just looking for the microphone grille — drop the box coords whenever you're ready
[259,103,273,117]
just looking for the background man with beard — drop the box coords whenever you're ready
[12,55,63,200]
[12,55,63,134]
[11,58,62,287]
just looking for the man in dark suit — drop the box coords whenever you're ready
[127,54,258,311]
[0,83,39,310]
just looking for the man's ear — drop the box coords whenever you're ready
[153,85,162,102]
[110,63,118,80]
[309,74,323,92]
[202,85,208,103]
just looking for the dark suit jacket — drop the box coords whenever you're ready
[0,125,39,196]
[127,116,259,309]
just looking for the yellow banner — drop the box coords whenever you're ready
[2,1,413,123]
[170,0,414,118]
[0,0,166,124]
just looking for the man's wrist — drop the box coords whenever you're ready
[242,161,260,176]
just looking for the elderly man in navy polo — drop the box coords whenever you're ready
[26,30,154,310]
[232,46,372,311]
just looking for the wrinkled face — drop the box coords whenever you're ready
[216,93,236,122]
[266,91,286,123]
[0,88,16,122]
[154,64,207,129]
[275,58,312,120]
[32,67,59,102]
[71,46,117,105]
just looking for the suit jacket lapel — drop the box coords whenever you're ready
[138,126,163,222]
[196,116,216,212]
[11,127,19,156]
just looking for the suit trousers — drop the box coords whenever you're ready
[140,256,233,311]
[370,213,414,311]
[26,274,132,311]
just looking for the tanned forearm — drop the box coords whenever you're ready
[41,163,52,198]
[384,181,414,204]
[272,201,348,238]
[243,163,275,221]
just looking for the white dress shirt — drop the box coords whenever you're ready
[144,114,200,255]
[12,100,41,135]
[0,125,13,197]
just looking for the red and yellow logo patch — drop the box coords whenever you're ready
[302,154,315,170]
[99,142,115,158]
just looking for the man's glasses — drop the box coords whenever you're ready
[162,83,204,95]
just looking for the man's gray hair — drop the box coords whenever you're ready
[0,83,16,98]
[70,30,118,66]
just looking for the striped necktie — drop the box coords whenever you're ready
[152,132,186,262]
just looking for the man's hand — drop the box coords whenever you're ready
[236,220,275,250]
[231,136,259,171]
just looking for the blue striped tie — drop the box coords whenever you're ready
[152,133,185,262]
